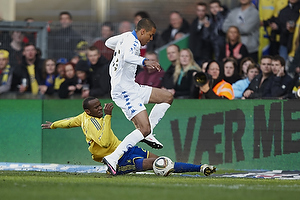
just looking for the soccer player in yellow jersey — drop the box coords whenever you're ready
[41,97,216,176]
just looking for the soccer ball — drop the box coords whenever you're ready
[152,156,174,176]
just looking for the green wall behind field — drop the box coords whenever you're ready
[1,99,300,171]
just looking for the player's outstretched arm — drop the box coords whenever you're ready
[144,60,161,72]
[41,121,53,129]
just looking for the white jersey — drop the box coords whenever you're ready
[105,31,146,95]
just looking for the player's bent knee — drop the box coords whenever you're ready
[139,126,151,137]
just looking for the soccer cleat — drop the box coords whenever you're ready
[141,134,163,149]
[200,164,216,176]
[103,156,117,176]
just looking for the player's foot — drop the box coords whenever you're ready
[200,164,216,176]
[141,134,163,149]
[103,156,117,176]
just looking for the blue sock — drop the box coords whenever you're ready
[173,162,201,173]
[135,158,144,172]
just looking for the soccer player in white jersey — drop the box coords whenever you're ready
[104,18,173,175]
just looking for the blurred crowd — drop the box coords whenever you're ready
[1,0,300,100]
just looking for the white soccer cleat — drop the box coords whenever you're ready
[141,134,163,149]
[200,164,216,176]
[103,156,118,176]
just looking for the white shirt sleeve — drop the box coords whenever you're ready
[123,37,145,66]
[105,34,123,50]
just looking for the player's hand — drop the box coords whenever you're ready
[41,121,52,129]
[144,60,161,72]
[104,103,114,116]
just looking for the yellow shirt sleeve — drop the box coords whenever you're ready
[50,113,82,129]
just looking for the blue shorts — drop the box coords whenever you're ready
[116,146,149,175]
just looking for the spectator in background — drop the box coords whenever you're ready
[189,2,212,65]
[39,58,57,96]
[161,44,180,92]
[49,11,83,60]
[264,55,293,98]
[7,31,24,70]
[223,57,241,84]
[93,21,115,61]
[262,0,288,56]
[197,60,234,99]
[172,48,201,99]
[232,63,260,99]
[201,60,209,73]
[208,0,229,61]
[161,11,190,45]
[0,50,13,94]
[118,20,132,34]
[239,57,255,79]
[222,0,260,62]
[11,43,44,95]
[274,0,300,61]
[135,51,165,88]
[58,62,80,98]
[243,55,273,99]
[73,40,89,62]
[75,60,93,99]
[86,46,111,98]
[220,26,249,66]
[23,17,36,45]
[54,58,67,91]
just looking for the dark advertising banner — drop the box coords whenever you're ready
[0,99,299,170]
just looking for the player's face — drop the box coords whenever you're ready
[87,99,103,118]
[140,27,156,46]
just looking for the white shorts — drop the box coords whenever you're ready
[112,85,152,120]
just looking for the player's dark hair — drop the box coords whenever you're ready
[136,18,156,32]
[83,97,97,110]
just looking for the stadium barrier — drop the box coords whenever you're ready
[1,99,300,170]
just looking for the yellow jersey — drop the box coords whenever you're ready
[50,112,121,162]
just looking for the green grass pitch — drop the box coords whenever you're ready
[1,170,299,200]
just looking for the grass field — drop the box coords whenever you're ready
[1,170,300,200]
